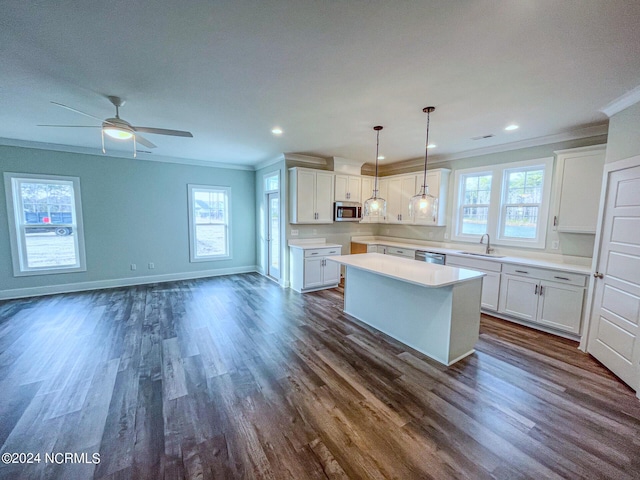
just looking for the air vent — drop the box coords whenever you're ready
[471,134,495,140]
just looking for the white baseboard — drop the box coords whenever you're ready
[0,265,260,300]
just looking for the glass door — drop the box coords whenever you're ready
[267,192,280,280]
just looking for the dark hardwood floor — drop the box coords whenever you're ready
[1,273,639,479]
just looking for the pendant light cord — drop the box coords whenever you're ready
[422,108,431,190]
[375,128,380,194]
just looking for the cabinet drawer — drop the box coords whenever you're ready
[385,246,415,258]
[446,256,502,273]
[304,247,342,258]
[502,264,586,287]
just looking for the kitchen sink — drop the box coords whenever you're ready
[457,251,505,258]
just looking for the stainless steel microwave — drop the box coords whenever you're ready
[334,201,362,222]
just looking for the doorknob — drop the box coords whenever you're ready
[593,272,604,279]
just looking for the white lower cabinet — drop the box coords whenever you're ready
[446,255,501,311]
[290,246,342,293]
[498,264,586,335]
[385,246,415,259]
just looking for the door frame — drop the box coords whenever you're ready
[266,190,280,281]
[263,170,282,284]
[581,154,640,396]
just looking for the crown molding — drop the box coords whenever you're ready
[0,137,254,171]
[600,85,640,117]
[254,153,285,171]
[283,153,328,165]
[423,123,609,165]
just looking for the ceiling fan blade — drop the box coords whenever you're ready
[135,134,157,149]
[133,126,193,137]
[50,101,107,123]
[37,124,101,128]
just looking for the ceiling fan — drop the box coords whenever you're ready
[39,95,193,156]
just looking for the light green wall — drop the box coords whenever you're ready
[605,102,640,163]
[0,145,256,295]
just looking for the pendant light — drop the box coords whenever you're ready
[363,126,387,219]
[409,106,437,222]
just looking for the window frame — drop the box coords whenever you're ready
[452,157,553,249]
[188,184,232,262]
[4,172,87,276]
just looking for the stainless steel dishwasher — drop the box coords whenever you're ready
[414,250,446,265]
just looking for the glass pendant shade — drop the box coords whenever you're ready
[363,125,386,221]
[364,190,387,218]
[409,185,438,222]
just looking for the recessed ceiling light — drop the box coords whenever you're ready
[377,155,385,160]
[505,124,519,131]
[271,127,283,135]
[427,143,436,149]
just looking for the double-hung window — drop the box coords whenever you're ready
[452,157,553,248]
[188,184,231,261]
[4,172,87,275]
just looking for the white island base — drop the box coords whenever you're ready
[331,254,484,366]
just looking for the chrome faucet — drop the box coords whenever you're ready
[479,234,494,254]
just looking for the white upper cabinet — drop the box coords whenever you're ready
[553,145,606,233]
[386,175,416,224]
[334,174,362,202]
[289,167,335,224]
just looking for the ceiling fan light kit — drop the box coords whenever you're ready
[41,95,193,158]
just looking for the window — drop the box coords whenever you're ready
[264,173,279,192]
[459,172,492,235]
[4,172,86,276]
[452,157,553,248]
[188,184,231,261]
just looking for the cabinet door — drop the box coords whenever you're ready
[334,175,349,201]
[537,281,584,334]
[348,176,361,202]
[499,274,539,321]
[386,177,404,223]
[304,257,324,288]
[322,258,340,286]
[400,175,416,223]
[296,170,317,223]
[315,172,335,223]
[481,271,501,311]
[556,147,605,233]
[361,176,373,203]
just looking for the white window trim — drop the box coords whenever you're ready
[451,157,553,249]
[4,172,87,276]
[264,171,280,193]
[188,184,232,262]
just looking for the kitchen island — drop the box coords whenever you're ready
[328,253,485,366]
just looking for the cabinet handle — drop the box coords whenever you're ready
[329,250,337,254]
[515,270,529,274]
[310,252,318,255]
[593,272,604,279]
[553,215,558,227]
[397,250,403,254]
[554,276,570,281]
[534,285,538,295]
[540,286,544,295]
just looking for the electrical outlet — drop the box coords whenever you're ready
[444,233,449,239]
[428,231,434,239]
[148,262,155,269]
[130,263,136,271]
[291,229,299,236]
[551,240,559,250]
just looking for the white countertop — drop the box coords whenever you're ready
[351,237,591,275]
[327,253,485,288]
[288,239,342,250]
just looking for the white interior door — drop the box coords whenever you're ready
[267,192,280,280]
[587,159,640,394]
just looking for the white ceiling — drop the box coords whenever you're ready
[2,1,640,168]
